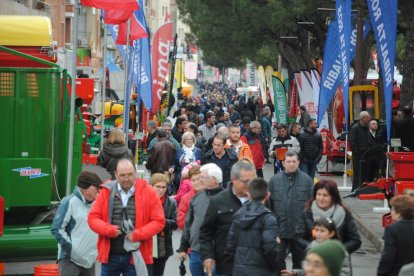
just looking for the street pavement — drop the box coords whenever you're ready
[3,163,384,275]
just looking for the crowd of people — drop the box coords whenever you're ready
[50,82,414,276]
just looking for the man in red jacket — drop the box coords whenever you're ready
[88,158,165,276]
[241,121,265,177]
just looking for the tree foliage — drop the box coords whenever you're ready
[178,0,413,107]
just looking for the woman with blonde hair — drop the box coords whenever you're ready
[97,128,133,179]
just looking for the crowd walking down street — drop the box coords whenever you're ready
[40,85,414,276]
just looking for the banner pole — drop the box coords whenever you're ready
[339,133,351,191]
[66,0,79,196]
[373,145,391,213]
[122,19,131,137]
[100,22,107,151]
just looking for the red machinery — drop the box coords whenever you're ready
[319,128,350,176]
[359,152,414,227]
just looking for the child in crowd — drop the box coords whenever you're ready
[282,218,350,276]
[174,161,199,206]
[227,178,282,275]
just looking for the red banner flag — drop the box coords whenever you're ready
[80,0,138,11]
[104,9,135,24]
[151,22,174,112]
[115,14,148,45]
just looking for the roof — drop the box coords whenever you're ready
[0,16,53,46]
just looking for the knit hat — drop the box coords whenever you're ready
[181,161,201,179]
[307,240,346,276]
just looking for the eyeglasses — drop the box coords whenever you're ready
[154,186,167,190]
[238,179,250,185]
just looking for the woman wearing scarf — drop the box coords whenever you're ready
[174,132,202,190]
[295,179,361,272]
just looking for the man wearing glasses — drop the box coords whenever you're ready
[241,121,265,177]
[199,159,257,276]
[88,158,165,276]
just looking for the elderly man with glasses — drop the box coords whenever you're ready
[199,159,257,276]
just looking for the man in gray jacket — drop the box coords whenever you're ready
[268,150,313,270]
[177,163,223,276]
[51,171,102,276]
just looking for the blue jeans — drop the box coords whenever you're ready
[189,251,216,276]
[274,159,285,175]
[300,160,318,180]
[101,253,136,276]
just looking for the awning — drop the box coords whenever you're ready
[0,16,53,46]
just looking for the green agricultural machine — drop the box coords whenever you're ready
[0,16,82,261]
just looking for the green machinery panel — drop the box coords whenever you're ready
[0,158,51,209]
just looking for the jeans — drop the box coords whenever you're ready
[279,238,304,270]
[58,259,95,276]
[189,251,216,276]
[101,253,136,276]
[300,160,318,180]
[274,159,285,175]
[152,256,169,276]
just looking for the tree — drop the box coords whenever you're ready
[399,0,414,108]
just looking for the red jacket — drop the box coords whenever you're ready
[241,132,265,169]
[88,179,165,264]
[177,189,197,229]
[174,178,192,206]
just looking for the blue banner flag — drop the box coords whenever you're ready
[336,0,352,130]
[367,0,398,142]
[107,6,152,110]
[318,18,371,126]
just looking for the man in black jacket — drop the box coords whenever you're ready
[268,150,313,270]
[396,106,414,151]
[202,134,238,187]
[298,118,323,179]
[199,159,256,276]
[349,111,371,191]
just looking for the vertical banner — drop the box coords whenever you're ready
[257,66,267,101]
[246,62,258,87]
[336,0,352,130]
[311,69,329,129]
[298,70,316,117]
[107,8,152,109]
[318,17,371,126]
[367,0,398,142]
[151,21,174,113]
[265,66,275,104]
[272,76,287,124]
[289,78,299,119]
[135,0,152,110]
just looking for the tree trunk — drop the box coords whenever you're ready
[401,6,414,108]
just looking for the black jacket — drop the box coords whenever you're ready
[378,219,414,276]
[227,201,282,276]
[268,170,313,239]
[298,129,323,162]
[395,116,414,150]
[161,197,178,257]
[349,122,370,157]
[202,148,238,187]
[199,185,243,275]
[295,207,361,254]
[97,143,134,179]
